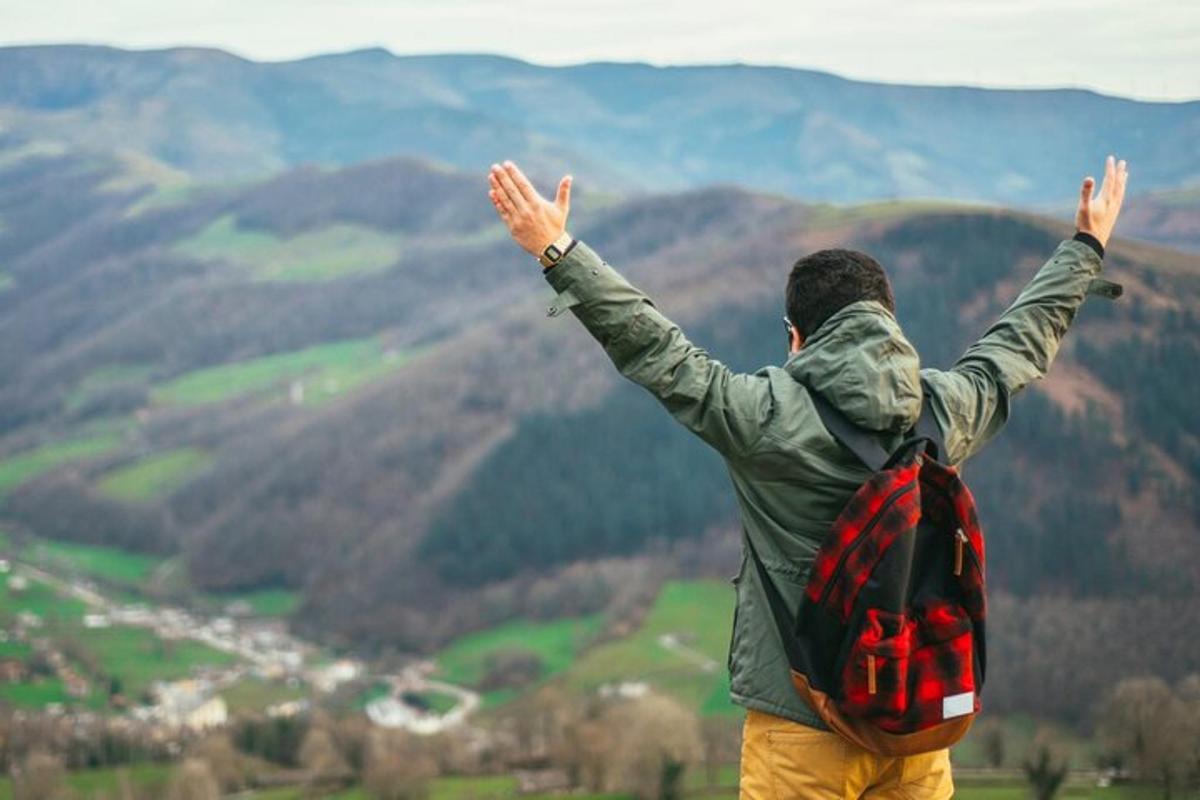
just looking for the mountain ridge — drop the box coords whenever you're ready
[3,43,1197,204]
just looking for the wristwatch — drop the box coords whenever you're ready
[538,230,575,268]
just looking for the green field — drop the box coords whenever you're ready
[75,624,235,701]
[0,677,75,708]
[150,336,413,407]
[0,433,122,496]
[0,569,234,708]
[64,363,154,412]
[96,446,213,502]
[175,214,404,282]
[206,587,301,617]
[220,676,307,713]
[433,614,604,709]
[0,762,174,800]
[564,580,737,716]
[21,538,164,586]
[805,197,1001,228]
[0,571,87,621]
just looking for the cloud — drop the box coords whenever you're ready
[0,0,1196,101]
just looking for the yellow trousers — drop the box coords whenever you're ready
[739,709,954,799]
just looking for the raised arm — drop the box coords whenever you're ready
[486,160,771,459]
[921,155,1129,465]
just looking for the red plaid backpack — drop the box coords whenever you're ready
[747,387,986,756]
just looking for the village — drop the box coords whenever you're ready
[0,555,475,736]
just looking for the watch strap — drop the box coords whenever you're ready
[538,230,576,268]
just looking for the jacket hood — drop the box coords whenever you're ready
[783,300,922,433]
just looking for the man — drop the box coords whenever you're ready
[486,155,1127,798]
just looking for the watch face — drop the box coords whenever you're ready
[545,244,562,259]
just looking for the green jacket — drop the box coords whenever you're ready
[543,234,1114,727]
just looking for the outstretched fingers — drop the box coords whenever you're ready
[488,172,518,217]
[503,160,541,205]
[1080,176,1095,209]
[491,163,529,213]
[489,189,513,223]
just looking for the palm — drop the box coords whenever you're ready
[487,160,573,257]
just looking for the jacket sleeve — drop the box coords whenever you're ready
[920,237,1118,465]
[542,238,773,459]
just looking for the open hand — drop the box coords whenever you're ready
[1076,155,1128,249]
[487,160,572,257]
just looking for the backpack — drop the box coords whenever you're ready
[746,387,987,756]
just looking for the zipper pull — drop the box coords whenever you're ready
[954,528,967,576]
[867,654,877,695]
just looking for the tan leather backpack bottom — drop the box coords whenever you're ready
[790,670,975,757]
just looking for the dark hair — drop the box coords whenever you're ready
[785,248,895,338]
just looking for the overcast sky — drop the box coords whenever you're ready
[2,0,1197,102]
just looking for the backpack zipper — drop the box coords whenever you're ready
[816,479,918,609]
[925,480,982,577]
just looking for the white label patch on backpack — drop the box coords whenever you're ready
[942,692,974,719]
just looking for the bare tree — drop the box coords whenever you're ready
[12,750,68,800]
[1023,735,1068,800]
[700,716,740,787]
[362,729,438,800]
[299,725,351,785]
[186,734,244,794]
[1174,674,1200,792]
[166,758,219,800]
[1098,675,1195,796]
[601,693,703,800]
[557,714,611,792]
[972,717,1007,769]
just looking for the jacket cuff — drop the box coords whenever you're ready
[1072,230,1104,259]
[541,238,610,318]
[1062,236,1122,300]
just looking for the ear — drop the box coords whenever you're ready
[789,327,804,354]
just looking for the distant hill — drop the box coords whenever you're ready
[1,44,1198,205]
[0,141,1197,687]
[1120,186,1200,253]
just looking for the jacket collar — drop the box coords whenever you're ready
[783,300,923,434]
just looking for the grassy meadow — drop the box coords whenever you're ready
[0,434,123,496]
[149,336,414,408]
[175,215,404,282]
[433,614,604,709]
[96,447,213,502]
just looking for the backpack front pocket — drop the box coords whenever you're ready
[839,608,915,720]
[911,602,978,724]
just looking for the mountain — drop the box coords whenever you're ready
[0,141,1197,698]
[1120,186,1200,253]
[1,44,1198,206]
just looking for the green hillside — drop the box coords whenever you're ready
[175,215,404,282]
[0,435,122,496]
[150,337,412,407]
[564,581,736,716]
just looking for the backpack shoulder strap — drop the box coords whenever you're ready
[806,391,892,472]
[808,390,890,472]
[811,383,948,470]
[910,380,947,464]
